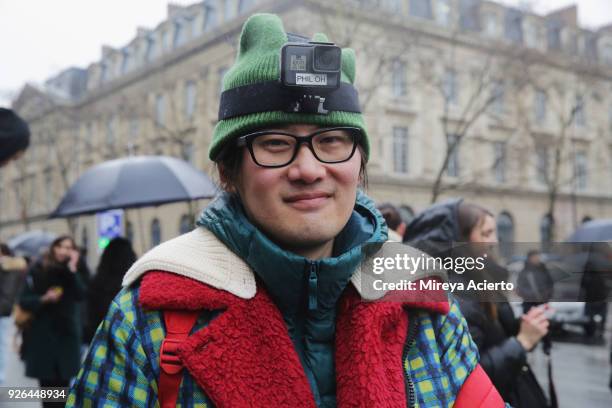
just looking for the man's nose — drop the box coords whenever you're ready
[287,144,326,183]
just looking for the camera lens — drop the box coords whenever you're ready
[314,46,341,72]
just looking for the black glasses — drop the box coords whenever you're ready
[236,127,363,168]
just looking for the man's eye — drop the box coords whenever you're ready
[262,139,291,147]
[319,136,348,145]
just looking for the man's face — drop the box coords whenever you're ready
[234,124,362,253]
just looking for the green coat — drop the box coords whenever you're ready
[19,259,86,380]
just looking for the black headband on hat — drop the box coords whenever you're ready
[218,80,361,121]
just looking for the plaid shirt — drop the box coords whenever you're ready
[68,286,479,408]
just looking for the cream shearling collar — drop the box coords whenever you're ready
[122,227,446,300]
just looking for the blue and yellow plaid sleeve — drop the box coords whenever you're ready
[67,287,156,407]
[436,295,480,391]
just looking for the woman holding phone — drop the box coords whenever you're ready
[18,235,86,407]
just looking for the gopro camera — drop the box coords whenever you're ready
[280,41,342,92]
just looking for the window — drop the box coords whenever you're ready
[459,0,479,31]
[224,0,237,20]
[534,89,547,123]
[493,141,506,183]
[435,0,451,26]
[121,48,132,73]
[574,95,586,127]
[574,150,588,190]
[446,134,460,177]
[497,212,514,259]
[181,141,195,163]
[174,21,187,48]
[483,12,497,37]
[238,0,256,13]
[547,20,562,51]
[392,127,409,173]
[535,145,548,185]
[504,9,523,43]
[540,214,553,249]
[410,0,432,19]
[44,169,53,209]
[155,94,166,127]
[443,69,457,105]
[100,63,109,84]
[106,115,116,150]
[161,29,170,51]
[179,214,192,234]
[128,118,139,155]
[601,42,612,64]
[584,33,598,60]
[146,35,158,61]
[524,21,539,48]
[184,81,197,120]
[151,218,161,248]
[567,32,579,55]
[391,60,408,97]
[381,0,402,14]
[491,80,505,114]
[84,123,93,158]
[204,1,219,31]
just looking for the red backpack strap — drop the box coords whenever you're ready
[159,310,199,408]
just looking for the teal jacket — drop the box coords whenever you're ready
[68,192,505,407]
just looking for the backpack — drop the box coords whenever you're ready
[158,310,199,408]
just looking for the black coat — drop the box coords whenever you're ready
[405,199,549,408]
[517,263,554,303]
[19,258,86,380]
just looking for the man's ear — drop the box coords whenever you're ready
[218,163,238,194]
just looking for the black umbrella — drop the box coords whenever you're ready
[50,156,218,217]
[8,230,57,258]
[566,219,612,242]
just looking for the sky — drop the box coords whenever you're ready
[1,0,611,106]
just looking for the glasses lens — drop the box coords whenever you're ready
[312,128,358,163]
[251,133,297,166]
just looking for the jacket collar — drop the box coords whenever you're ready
[196,191,383,315]
[122,227,447,302]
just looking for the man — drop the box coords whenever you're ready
[517,250,554,314]
[68,14,505,407]
[0,108,30,167]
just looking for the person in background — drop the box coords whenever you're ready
[0,108,30,167]
[84,237,136,343]
[405,199,552,408]
[0,243,28,385]
[376,203,407,241]
[518,250,554,314]
[18,236,86,407]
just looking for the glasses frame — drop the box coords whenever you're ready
[236,126,363,168]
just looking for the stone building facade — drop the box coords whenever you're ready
[2,0,612,266]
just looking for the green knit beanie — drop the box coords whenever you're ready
[209,13,369,162]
